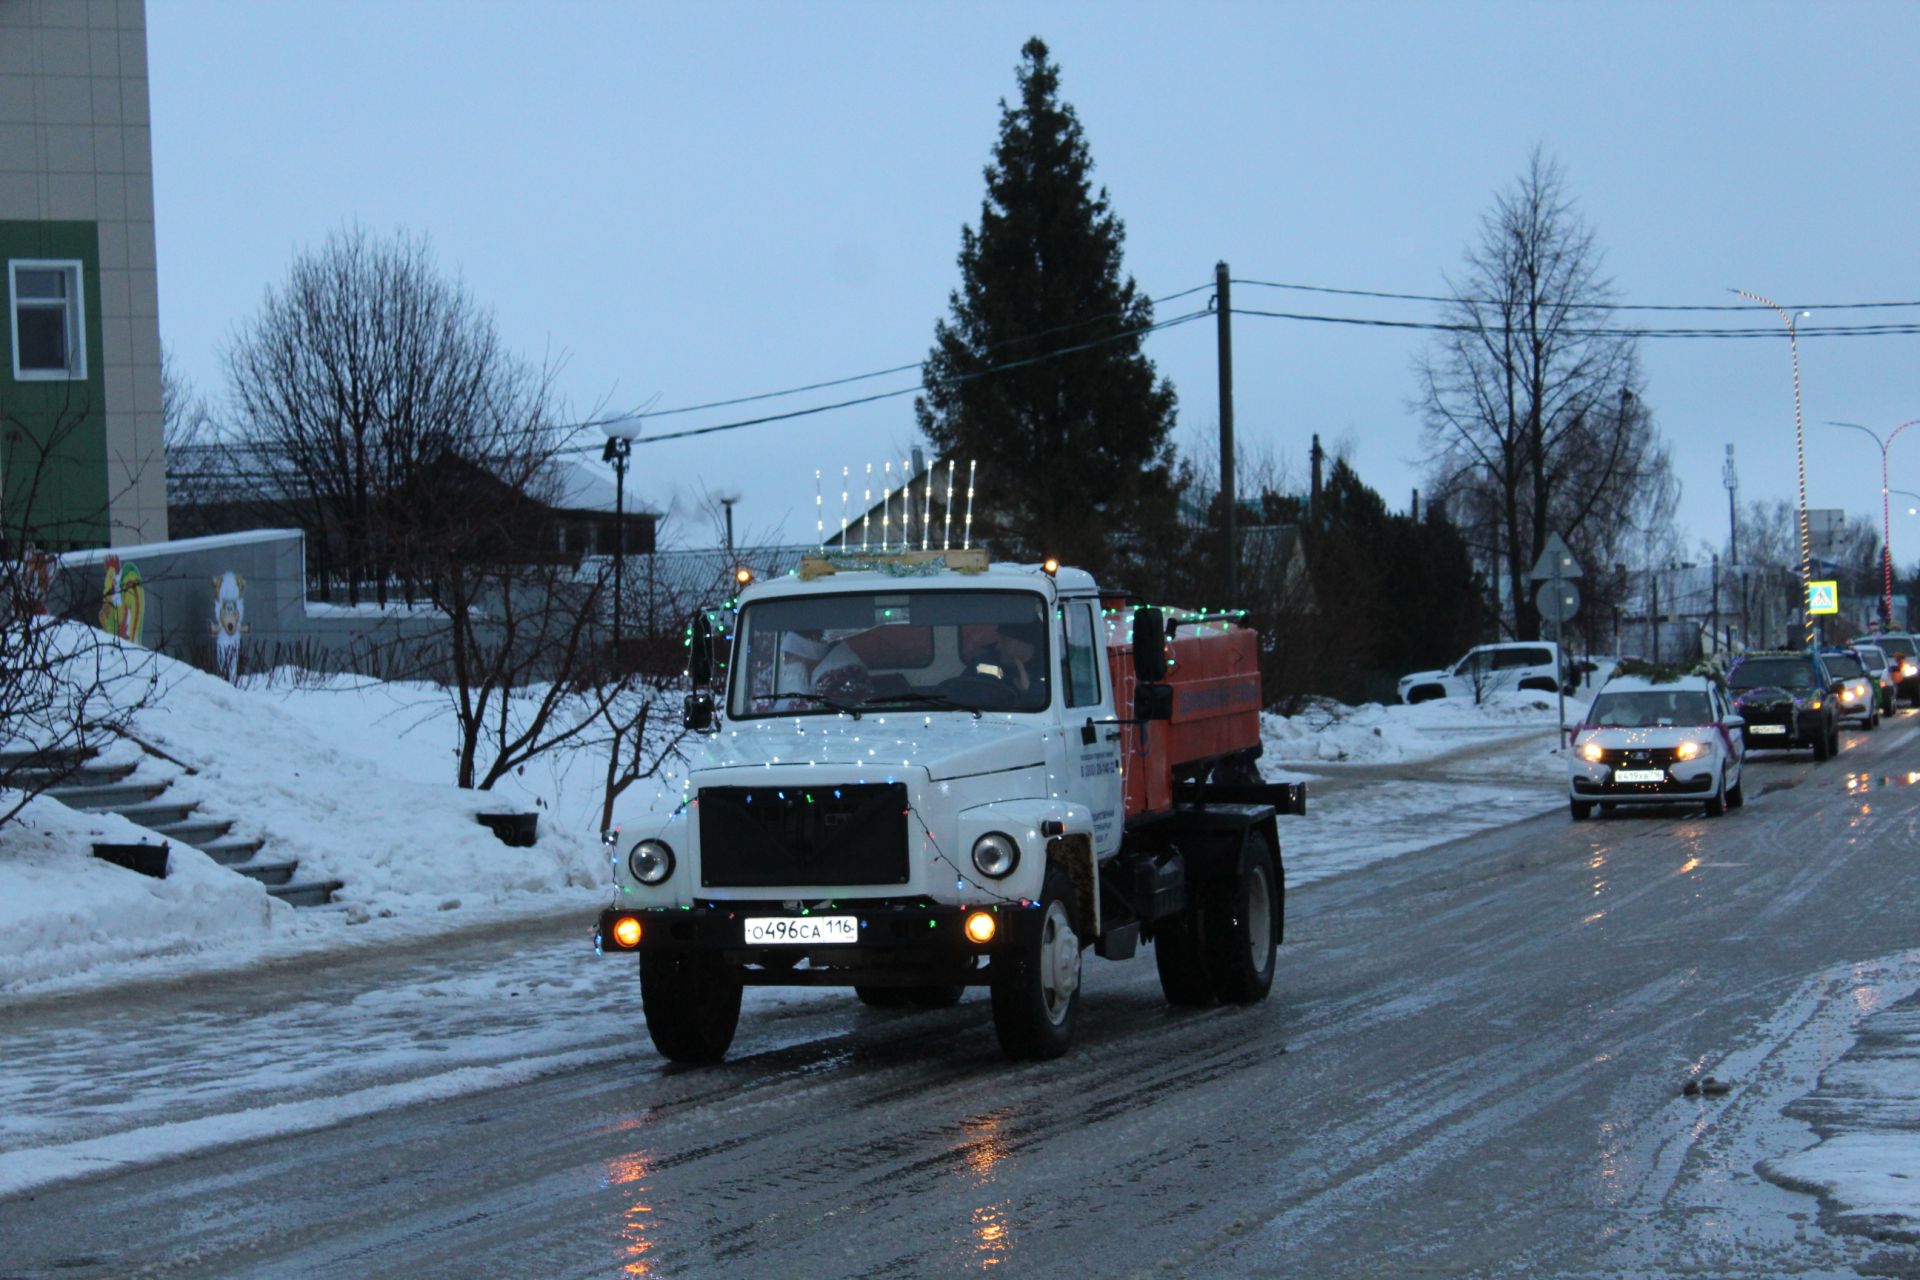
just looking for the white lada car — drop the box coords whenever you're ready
[1568,673,1746,820]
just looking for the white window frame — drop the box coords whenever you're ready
[9,259,88,382]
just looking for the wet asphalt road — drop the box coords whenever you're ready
[5,721,1920,1278]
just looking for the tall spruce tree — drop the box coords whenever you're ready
[916,37,1181,584]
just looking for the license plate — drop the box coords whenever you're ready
[743,914,858,945]
[1614,769,1665,783]
[1749,724,1788,735]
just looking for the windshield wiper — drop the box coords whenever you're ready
[858,691,983,719]
[767,690,863,719]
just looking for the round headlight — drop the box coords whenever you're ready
[628,839,675,886]
[971,832,1019,879]
[1579,741,1604,762]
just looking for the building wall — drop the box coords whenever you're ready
[0,0,165,549]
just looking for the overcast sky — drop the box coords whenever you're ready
[149,1,1920,571]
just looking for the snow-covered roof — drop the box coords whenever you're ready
[1596,674,1715,694]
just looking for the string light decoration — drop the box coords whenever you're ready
[922,459,936,551]
[814,470,825,551]
[963,461,977,550]
[943,459,957,551]
[861,464,873,552]
[839,466,851,548]
[1734,289,1814,647]
[881,461,894,552]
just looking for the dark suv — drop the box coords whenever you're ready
[1727,651,1840,761]
[1858,633,1920,705]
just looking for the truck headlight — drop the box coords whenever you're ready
[971,832,1019,879]
[628,839,675,886]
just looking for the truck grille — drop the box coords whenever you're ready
[698,783,910,888]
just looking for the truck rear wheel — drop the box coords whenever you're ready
[990,863,1081,1060]
[1203,834,1279,1005]
[1154,910,1214,1007]
[640,952,742,1064]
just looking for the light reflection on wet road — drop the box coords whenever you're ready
[3,719,1920,1276]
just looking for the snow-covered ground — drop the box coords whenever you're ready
[3,653,1914,1240]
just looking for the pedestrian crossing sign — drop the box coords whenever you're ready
[1808,580,1840,615]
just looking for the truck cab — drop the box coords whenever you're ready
[598,550,1300,1063]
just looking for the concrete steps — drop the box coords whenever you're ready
[37,745,340,909]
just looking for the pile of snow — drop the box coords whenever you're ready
[1261,690,1586,767]
[0,630,674,993]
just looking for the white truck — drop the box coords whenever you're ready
[596,550,1304,1063]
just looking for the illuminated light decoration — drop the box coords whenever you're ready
[881,461,894,552]
[611,916,643,948]
[901,456,913,546]
[922,460,936,551]
[814,470,825,551]
[965,911,998,944]
[1734,289,1815,647]
[963,460,977,550]
[735,567,753,586]
[840,466,851,547]
[1042,557,1060,577]
[862,464,873,552]
[943,459,957,550]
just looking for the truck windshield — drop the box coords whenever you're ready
[729,589,1053,718]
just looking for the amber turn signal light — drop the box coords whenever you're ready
[611,916,643,948]
[964,911,997,944]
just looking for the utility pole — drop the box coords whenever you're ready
[603,423,640,669]
[1215,260,1236,603]
[1711,552,1721,656]
[1651,570,1661,663]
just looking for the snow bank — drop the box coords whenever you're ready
[1261,690,1585,766]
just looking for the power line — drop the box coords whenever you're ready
[1230,277,1920,313]
[571,306,1215,450]
[634,281,1216,421]
[1229,306,1920,339]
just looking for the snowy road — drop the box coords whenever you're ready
[4,720,1920,1276]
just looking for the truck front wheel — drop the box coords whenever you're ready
[641,952,742,1065]
[990,863,1081,1060]
[1204,834,1279,1005]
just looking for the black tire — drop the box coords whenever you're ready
[1570,800,1593,821]
[1153,907,1214,1006]
[1812,726,1830,761]
[1406,685,1444,705]
[1727,775,1745,809]
[855,985,910,1008]
[1210,752,1264,786]
[991,863,1082,1060]
[640,952,742,1064]
[1705,772,1727,817]
[1865,711,1878,731]
[1203,835,1280,1005]
[1600,803,1617,815]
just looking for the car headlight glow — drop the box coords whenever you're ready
[1676,740,1706,760]
[971,831,1020,879]
[628,839,675,886]
[1579,741,1604,762]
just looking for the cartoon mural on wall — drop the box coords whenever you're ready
[210,571,250,682]
[13,546,59,619]
[99,555,145,643]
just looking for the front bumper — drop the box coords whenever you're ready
[1571,772,1716,800]
[594,901,1042,985]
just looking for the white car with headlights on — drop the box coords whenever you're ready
[1569,673,1745,820]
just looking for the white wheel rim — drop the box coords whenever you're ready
[1038,899,1080,1025]
[1247,864,1272,967]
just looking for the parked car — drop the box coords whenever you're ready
[1855,642,1898,716]
[1818,646,1879,729]
[1856,633,1920,705]
[1726,650,1840,761]
[1398,642,1570,704]
[1569,673,1745,819]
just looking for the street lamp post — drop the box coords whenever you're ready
[602,420,642,665]
[1733,289,1813,647]
[1825,419,1920,631]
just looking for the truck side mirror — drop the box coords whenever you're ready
[688,612,714,687]
[1134,607,1168,682]
[683,690,716,732]
[1134,683,1174,722]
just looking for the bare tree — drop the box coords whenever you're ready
[1420,149,1674,640]
[224,225,558,606]
[0,388,160,826]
